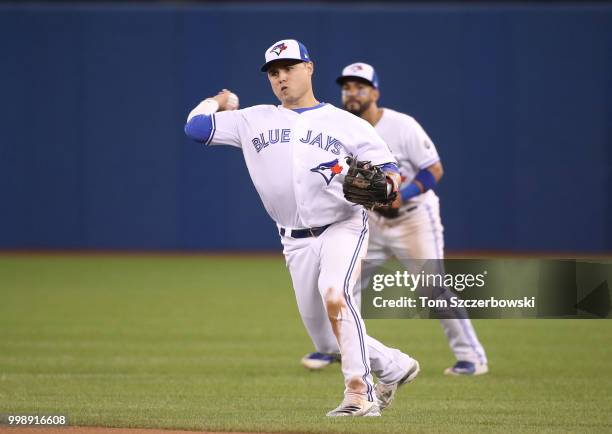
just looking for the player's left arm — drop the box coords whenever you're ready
[397,117,442,203]
[399,161,443,202]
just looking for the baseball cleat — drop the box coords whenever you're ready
[444,361,489,376]
[326,397,381,417]
[374,358,420,411]
[301,352,341,370]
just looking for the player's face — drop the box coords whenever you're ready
[267,60,313,105]
[341,80,377,116]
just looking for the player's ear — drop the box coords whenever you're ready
[305,61,314,76]
[372,88,380,102]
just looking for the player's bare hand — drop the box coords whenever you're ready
[389,191,402,209]
[213,89,240,111]
[373,172,402,218]
[385,172,401,201]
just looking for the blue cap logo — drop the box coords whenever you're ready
[270,43,288,57]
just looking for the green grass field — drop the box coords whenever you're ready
[1,255,611,433]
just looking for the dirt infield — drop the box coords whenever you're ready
[0,428,260,434]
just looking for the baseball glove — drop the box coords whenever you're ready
[342,157,397,209]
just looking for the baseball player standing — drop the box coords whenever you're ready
[184,41,420,417]
[302,62,488,376]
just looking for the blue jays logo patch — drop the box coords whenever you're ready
[310,159,343,185]
[270,42,288,56]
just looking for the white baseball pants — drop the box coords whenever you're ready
[281,210,416,400]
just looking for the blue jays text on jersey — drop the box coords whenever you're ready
[252,128,345,155]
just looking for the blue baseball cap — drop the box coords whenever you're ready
[336,62,379,88]
[261,39,311,72]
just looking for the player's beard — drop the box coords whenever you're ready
[343,99,372,116]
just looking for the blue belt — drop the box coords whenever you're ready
[280,224,331,238]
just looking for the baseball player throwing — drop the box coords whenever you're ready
[302,62,488,376]
[184,41,419,417]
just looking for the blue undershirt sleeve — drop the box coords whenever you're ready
[378,162,399,174]
[400,169,437,201]
[184,114,214,144]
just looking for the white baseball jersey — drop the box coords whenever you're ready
[374,108,440,206]
[207,103,397,228]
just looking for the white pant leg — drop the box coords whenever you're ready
[282,234,339,354]
[354,217,391,309]
[365,335,416,384]
[345,217,416,385]
[287,211,416,393]
[318,211,418,385]
[386,199,487,365]
[283,211,375,400]
[317,210,375,400]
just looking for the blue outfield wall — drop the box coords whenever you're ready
[0,3,610,252]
